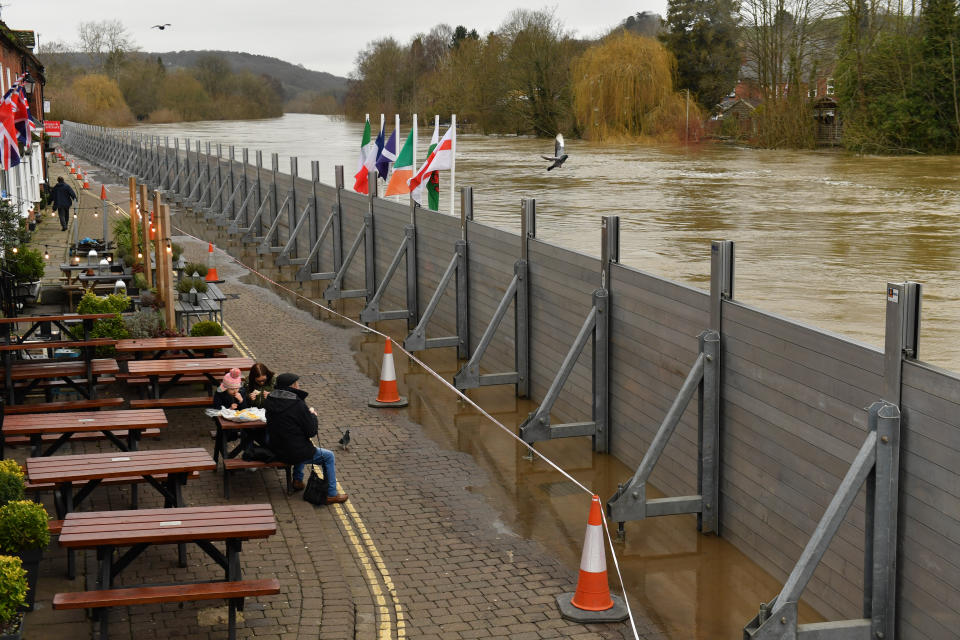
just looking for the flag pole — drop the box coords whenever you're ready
[450,113,456,217]
[412,113,417,173]
[394,113,400,201]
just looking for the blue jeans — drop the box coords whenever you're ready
[294,447,337,497]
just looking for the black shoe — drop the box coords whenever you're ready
[61,227,67,231]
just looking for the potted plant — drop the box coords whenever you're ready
[0,463,24,508]
[0,501,50,612]
[0,555,27,639]
[190,321,225,337]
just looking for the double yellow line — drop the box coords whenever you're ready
[222,322,404,639]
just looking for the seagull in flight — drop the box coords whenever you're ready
[151,24,171,30]
[541,133,569,171]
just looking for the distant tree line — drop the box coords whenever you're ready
[39,20,284,126]
[345,9,697,142]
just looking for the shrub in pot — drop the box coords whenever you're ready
[0,501,50,612]
[183,262,208,278]
[190,321,224,337]
[0,463,24,508]
[0,555,26,639]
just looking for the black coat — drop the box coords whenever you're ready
[264,387,317,463]
[50,182,77,210]
[212,386,248,411]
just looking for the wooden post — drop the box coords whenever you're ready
[153,192,166,317]
[140,184,153,289]
[161,204,176,331]
[128,177,140,273]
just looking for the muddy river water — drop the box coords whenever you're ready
[139,114,960,637]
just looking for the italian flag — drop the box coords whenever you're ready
[408,125,454,206]
[353,118,378,194]
[385,130,414,196]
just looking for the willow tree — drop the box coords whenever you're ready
[572,31,692,141]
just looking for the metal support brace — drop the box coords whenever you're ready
[277,160,321,265]
[322,171,377,300]
[453,259,528,394]
[518,289,609,446]
[258,157,297,252]
[403,240,469,357]
[360,221,417,326]
[742,401,900,640]
[295,166,344,281]
[242,154,276,243]
[606,331,719,530]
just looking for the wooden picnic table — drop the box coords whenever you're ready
[5,357,119,405]
[127,357,253,399]
[56,504,277,638]
[1,409,168,458]
[212,416,266,467]
[26,447,216,519]
[115,336,234,359]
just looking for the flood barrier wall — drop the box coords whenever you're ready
[61,123,960,638]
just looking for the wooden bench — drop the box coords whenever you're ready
[53,578,281,640]
[29,469,198,492]
[0,338,119,351]
[222,458,292,499]
[129,397,213,409]
[121,374,211,384]
[2,397,125,414]
[7,428,161,450]
[13,376,117,389]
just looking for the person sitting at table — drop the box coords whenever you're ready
[212,368,248,411]
[246,362,275,408]
[265,373,348,503]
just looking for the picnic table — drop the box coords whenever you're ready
[127,357,253,399]
[4,357,119,405]
[115,336,234,359]
[0,313,119,404]
[174,281,227,332]
[26,447,216,519]
[0,408,167,458]
[212,415,266,466]
[55,504,278,640]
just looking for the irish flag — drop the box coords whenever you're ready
[408,125,454,206]
[353,118,378,194]
[385,130,414,196]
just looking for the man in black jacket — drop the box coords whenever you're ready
[49,176,77,232]
[264,373,348,503]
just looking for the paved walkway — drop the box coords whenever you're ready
[18,157,645,639]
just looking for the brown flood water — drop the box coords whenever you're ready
[350,325,823,639]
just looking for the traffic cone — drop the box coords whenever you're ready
[368,338,408,408]
[100,185,107,200]
[204,243,221,282]
[556,495,628,623]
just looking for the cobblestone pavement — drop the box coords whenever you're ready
[19,155,652,639]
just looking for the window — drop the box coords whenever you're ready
[826,78,835,95]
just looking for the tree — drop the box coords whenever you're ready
[119,55,166,120]
[660,0,741,110]
[572,31,692,140]
[159,70,211,121]
[451,25,480,48]
[193,54,233,98]
[622,12,663,37]
[77,20,136,79]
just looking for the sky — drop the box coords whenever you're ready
[6,1,667,78]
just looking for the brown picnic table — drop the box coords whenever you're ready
[55,504,278,640]
[0,409,168,458]
[4,357,119,405]
[115,336,234,359]
[0,313,118,404]
[127,357,253,399]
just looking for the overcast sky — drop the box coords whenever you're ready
[6,1,667,78]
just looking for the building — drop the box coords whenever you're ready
[0,21,46,217]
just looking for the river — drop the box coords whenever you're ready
[136,113,960,371]
[135,113,959,637]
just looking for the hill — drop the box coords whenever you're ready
[155,50,348,101]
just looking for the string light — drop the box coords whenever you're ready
[43,246,49,260]
[11,246,17,254]
[137,251,143,259]
[165,239,172,254]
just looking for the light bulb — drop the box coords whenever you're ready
[106,256,112,262]
[43,247,49,260]
[137,252,143,259]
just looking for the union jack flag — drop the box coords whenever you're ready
[0,101,21,170]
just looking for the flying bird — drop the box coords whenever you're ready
[337,428,351,451]
[151,24,171,30]
[541,133,568,171]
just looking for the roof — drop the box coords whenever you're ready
[0,19,45,81]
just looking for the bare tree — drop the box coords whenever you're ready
[77,20,137,79]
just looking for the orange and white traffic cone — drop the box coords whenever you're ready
[368,338,408,408]
[204,243,221,282]
[100,185,107,200]
[82,172,90,190]
[556,495,628,623]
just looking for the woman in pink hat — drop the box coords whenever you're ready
[212,368,249,411]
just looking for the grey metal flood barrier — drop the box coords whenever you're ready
[61,122,960,639]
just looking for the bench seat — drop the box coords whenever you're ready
[2,397,125,414]
[52,578,281,609]
[129,396,213,409]
[14,376,117,389]
[7,428,160,449]
[121,374,211,384]
[222,458,291,498]
[27,468,198,492]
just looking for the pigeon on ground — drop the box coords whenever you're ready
[151,24,171,30]
[541,133,569,171]
[338,428,351,451]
